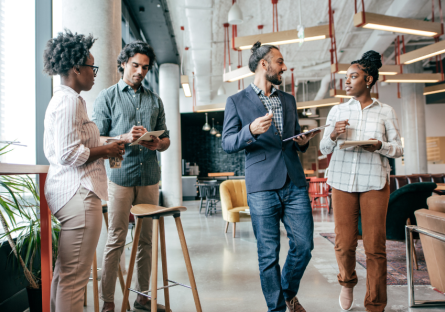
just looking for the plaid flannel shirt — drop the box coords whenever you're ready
[320,98,403,193]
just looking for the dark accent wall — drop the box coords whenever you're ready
[181,112,245,177]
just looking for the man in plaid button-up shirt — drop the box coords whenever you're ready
[222,42,318,312]
[93,41,170,312]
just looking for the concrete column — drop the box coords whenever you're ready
[61,0,122,275]
[160,64,182,207]
[400,62,428,174]
[62,0,121,117]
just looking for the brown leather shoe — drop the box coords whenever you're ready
[339,286,353,310]
[285,297,306,312]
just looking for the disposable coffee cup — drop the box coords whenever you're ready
[106,139,123,169]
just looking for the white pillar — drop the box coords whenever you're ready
[400,62,428,174]
[62,0,121,117]
[159,64,182,207]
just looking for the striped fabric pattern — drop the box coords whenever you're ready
[92,79,169,187]
[250,83,283,138]
[320,98,404,193]
[44,85,108,214]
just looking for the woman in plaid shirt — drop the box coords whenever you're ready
[320,51,403,312]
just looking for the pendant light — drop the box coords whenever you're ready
[210,118,218,135]
[202,113,211,131]
[215,122,222,137]
[217,84,226,95]
[228,2,243,25]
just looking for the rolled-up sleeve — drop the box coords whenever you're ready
[155,98,170,139]
[54,95,90,167]
[376,107,404,158]
[320,105,338,155]
[92,90,111,136]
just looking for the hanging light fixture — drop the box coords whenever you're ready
[217,84,226,95]
[331,63,400,75]
[424,83,445,95]
[228,1,243,25]
[215,122,222,137]
[400,40,445,64]
[181,75,192,97]
[180,27,192,97]
[202,113,211,131]
[210,118,218,135]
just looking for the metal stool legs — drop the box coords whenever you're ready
[92,251,99,312]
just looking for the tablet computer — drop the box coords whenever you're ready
[282,124,330,142]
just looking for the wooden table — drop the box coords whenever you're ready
[435,183,445,191]
[208,172,234,177]
[0,163,51,312]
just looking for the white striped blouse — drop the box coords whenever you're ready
[44,85,108,214]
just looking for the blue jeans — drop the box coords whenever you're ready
[247,180,314,312]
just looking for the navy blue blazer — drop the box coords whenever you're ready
[221,84,309,194]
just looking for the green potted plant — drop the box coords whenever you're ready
[0,147,60,312]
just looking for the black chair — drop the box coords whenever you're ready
[197,180,217,214]
[204,184,221,217]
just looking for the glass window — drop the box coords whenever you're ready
[0,0,36,164]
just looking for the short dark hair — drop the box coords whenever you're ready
[117,41,156,74]
[248,41,279,72]
[351,50,382,87]
[43,29,96,76]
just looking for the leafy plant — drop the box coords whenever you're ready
[0,166,60,289]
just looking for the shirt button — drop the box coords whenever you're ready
[140,149,142,151]
[275,132,278,135]
[137,108,139,110]
[140,163,143,165]
[133,95,135,98]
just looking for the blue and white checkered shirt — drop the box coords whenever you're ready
[93,79,169,187]
[250,83,283,138]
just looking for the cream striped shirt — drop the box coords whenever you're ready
[44,85,108,214]
[320,98,403,193]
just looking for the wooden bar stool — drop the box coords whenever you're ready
[121,205,202,312]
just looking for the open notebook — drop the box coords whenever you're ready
[339,140,378,150]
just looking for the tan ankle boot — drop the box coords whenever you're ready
[339,286,353,311]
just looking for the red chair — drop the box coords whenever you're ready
[308,178,330,211]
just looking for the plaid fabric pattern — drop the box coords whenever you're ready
[93,79,169,187]
[320,98,403,193]
[250,83,283,138]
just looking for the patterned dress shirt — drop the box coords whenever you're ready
[44,85,108,214]
[250,83,283,138]
[320,98,403,193]
[93,79,169,187]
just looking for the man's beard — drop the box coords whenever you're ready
[266,67,283,85]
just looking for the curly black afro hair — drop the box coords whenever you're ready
[351,50,382,88]
[117,41,156,74]
[43,29,96,76]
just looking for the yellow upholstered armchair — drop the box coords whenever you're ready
[220,180,250,238]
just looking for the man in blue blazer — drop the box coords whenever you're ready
[221,42,319,312]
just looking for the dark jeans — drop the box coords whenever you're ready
[247,180,314,312]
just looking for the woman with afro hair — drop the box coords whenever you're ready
[42,29,125,312]
[320,51,403,312]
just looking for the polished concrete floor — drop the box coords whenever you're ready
[84,200,445,312]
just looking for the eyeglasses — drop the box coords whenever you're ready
[80,64,99,75]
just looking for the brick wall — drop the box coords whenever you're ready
[181,122,245,177]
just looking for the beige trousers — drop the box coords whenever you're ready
[100,181,159,302]
[51,186,102,312]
